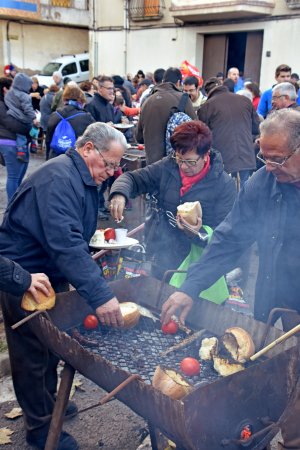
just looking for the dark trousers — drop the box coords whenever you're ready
[0,282,69,438]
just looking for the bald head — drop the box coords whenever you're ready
[227,67,240,85]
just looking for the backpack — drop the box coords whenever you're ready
[165,93,192,155]
[50,111,85,154]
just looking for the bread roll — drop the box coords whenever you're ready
[199,337,218,361]
[120,302,141,328]
[177,201,202,226]
[222,327,255,363]
[21,286,56,312]
[152,366,192,400]
[213,356,245,377]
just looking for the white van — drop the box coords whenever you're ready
[35,53,89,87]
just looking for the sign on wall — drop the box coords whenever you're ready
[0,0,40,19]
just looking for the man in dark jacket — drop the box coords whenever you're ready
[110,120,236,279]
[86,75,116,123]
[136,67,197,164]
[198,77,260,187]
[0,122,127,450]
[161,109,300,450]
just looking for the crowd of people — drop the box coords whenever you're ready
[0,61,300,450]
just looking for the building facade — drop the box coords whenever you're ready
[0,0,89,75]
[90,0,300,90]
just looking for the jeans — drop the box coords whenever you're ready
[0,144,29,201]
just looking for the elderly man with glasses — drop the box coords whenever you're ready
[161,109,300,450]
[271,82,300,112]
[0,122,126,450]
[109,120,236,280]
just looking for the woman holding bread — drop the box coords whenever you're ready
[110,120,236,279]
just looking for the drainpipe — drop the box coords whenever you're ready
[124,0,129,76]
[6,21,11,64]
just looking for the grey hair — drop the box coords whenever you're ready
[260,109,300,150]
[76,122,127,152]
[52,71,62,80]
[236,89,253,102]
[272,82,297,101]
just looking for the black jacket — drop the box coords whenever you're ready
[0,148,114,309]
[0,100,31,140]
[180,168,300,322]
[46,104,95,151]
[0,255,31,296]
[86,93,116,123]
[110,151,236,272]
[198,85,260,173]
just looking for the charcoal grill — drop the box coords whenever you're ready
[19,276,300,450]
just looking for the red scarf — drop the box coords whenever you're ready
[180,155,210,196]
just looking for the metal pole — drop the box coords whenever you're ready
[45,363,75,450]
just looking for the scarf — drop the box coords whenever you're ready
[65,100,84,109]
[180,154,210,196]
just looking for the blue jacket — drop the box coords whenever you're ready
[180,168,300,322]
[0,255,31,296]
[0,148,114,308]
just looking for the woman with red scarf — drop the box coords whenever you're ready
[109,120,236,279]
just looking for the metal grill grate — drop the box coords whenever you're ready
[80,316,219,385]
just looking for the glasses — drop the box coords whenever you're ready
[256,148,298,167]
[96,150,121,172]
[99,85,115,92]
[272,95,285,100]
[172,152,202,167]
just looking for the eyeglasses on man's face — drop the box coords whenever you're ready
[272,94,286,101]
[171,152,202,167]
[96,149,121,172]
[256,148,298,167]
[99,84,115,92]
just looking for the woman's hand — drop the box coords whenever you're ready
[177,214,202,237]
[110,194,126,222]
[27,273,51,304]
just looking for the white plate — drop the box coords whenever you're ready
[113,123,134,130]
[89,237,139,250]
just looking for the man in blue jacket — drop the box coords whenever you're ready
[0,122,126,450]
[161,109,300,450]
[257,64,300,118]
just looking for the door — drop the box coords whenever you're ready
[202,34,228,81]
[244,32,263,85]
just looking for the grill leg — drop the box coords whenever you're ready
[45,363,75,450]
[148,421,159,450]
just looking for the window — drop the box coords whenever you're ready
[51,0,72,7]
[62,63,77,76]
[79,59,89,72]
[129,0,165,20]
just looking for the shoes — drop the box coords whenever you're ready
[17,152,27,163]
[64,400,78,420]
[30,142,38,154]
[26,430,79,450]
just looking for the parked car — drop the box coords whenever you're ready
[35,53,89,87]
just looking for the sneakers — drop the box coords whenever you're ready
[16,151,28,163]
[26,430,79,450]
[30,142,38,154]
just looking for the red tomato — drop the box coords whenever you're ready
[180,357,200,376]
[104,228,116,241]
[83,315,99,330]
[161,320,179,335]
[137,144,144,150]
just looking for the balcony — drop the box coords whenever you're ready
[170,0,275,22]
[129,0,165,21]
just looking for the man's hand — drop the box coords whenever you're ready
[161,292,193,325]
[27,273,51,304]
[110,195,126,222]
[96,297,124,327]
[177,215,202,237]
